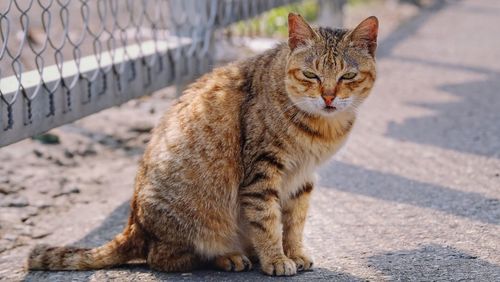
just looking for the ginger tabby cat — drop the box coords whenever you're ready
[28,14,378,276]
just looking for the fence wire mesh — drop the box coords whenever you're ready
[0,0,307,147]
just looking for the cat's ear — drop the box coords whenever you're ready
[288,13,318,51]
[350,16,379,57]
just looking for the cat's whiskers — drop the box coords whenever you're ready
[349,98,364,114]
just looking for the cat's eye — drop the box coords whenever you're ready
[341,72,357,80]
[302,71,319,80]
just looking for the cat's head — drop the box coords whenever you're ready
[285,13,378,117]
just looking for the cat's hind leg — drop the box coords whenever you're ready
[213,253,252,272]
[194,230,252,271]
[147,242,199,272]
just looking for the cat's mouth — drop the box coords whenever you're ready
[323,105,337,112]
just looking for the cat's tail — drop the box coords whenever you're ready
[27,225,144,271]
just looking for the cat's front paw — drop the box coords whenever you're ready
[289,254,314,271]
[261,256,297,276]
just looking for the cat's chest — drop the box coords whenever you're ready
[280,139,345,199]
[280,158,317,200]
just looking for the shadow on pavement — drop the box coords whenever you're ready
[367,244,500,281]
[147,267,364,282]
[319,162,500,224]
[375,0,500,158]
[377,0,451,59]
[23,201,363,282]
[385,61,500,158]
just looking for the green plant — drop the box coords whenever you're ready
[232,0,319,38]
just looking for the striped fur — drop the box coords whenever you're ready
[27,14,378,276]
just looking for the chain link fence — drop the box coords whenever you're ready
[0,0,334,147]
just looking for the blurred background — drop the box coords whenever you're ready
[0,0,499,281]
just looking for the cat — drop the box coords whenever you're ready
[27,13,378,276]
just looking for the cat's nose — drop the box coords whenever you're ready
[322,95,335,106]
